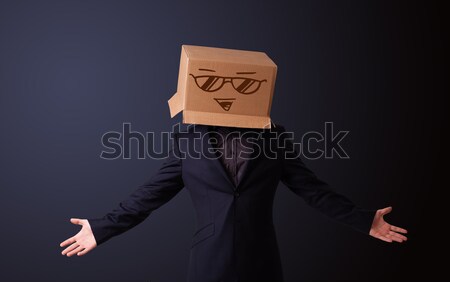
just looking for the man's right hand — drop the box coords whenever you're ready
[60,218,97,257]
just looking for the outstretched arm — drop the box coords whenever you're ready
[60,133,184,256]
[278,126,407,242]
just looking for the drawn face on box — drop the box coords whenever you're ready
[189,67,267,112]
[168,45,277,128]
[185,62,274,117]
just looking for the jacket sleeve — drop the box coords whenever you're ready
[87,134,184,245]
[278,126,376,234]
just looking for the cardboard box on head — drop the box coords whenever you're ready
[168,45,277,129]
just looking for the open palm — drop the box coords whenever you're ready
[60,218,97,257]
[369,207,408,243]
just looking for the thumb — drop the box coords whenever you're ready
[70,218,84,226]
[379,206,393,216]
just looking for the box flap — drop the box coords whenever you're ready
[168,92,183,118]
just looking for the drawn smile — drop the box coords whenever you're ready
[213,98,236,111]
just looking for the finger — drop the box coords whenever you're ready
[389,231,407,241]
[70,218,84,226]
[67,245,85,257]
[380,206,393,216]
[60,237,75,247]
[62,242,79,255]
[377,235,393,243]
[77,246,92,256]
[389,234,404,243]
[390,225,408,234]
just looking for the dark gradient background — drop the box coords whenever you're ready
[0,1,446,281]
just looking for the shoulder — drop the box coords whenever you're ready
[260,123,287,135]
[271,123,286,133]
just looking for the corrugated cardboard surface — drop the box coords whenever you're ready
[183,45,275,66]
[168,45,277,129]
[183,110,272,129]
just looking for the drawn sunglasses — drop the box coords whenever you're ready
[189,74,267,95]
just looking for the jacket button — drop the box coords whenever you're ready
[234,191,240,197]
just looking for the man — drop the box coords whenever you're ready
[60,124,407,281]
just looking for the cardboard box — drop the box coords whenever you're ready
[168,45,277,128]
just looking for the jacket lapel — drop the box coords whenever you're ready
[197,125,235,189]
[196,125,265,191]
[235,129,264,189]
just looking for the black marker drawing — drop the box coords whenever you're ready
[190,73,267,94]
[213,98,236,111]
[189,70,267,112]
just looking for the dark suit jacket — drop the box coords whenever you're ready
[88,124,376,282]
